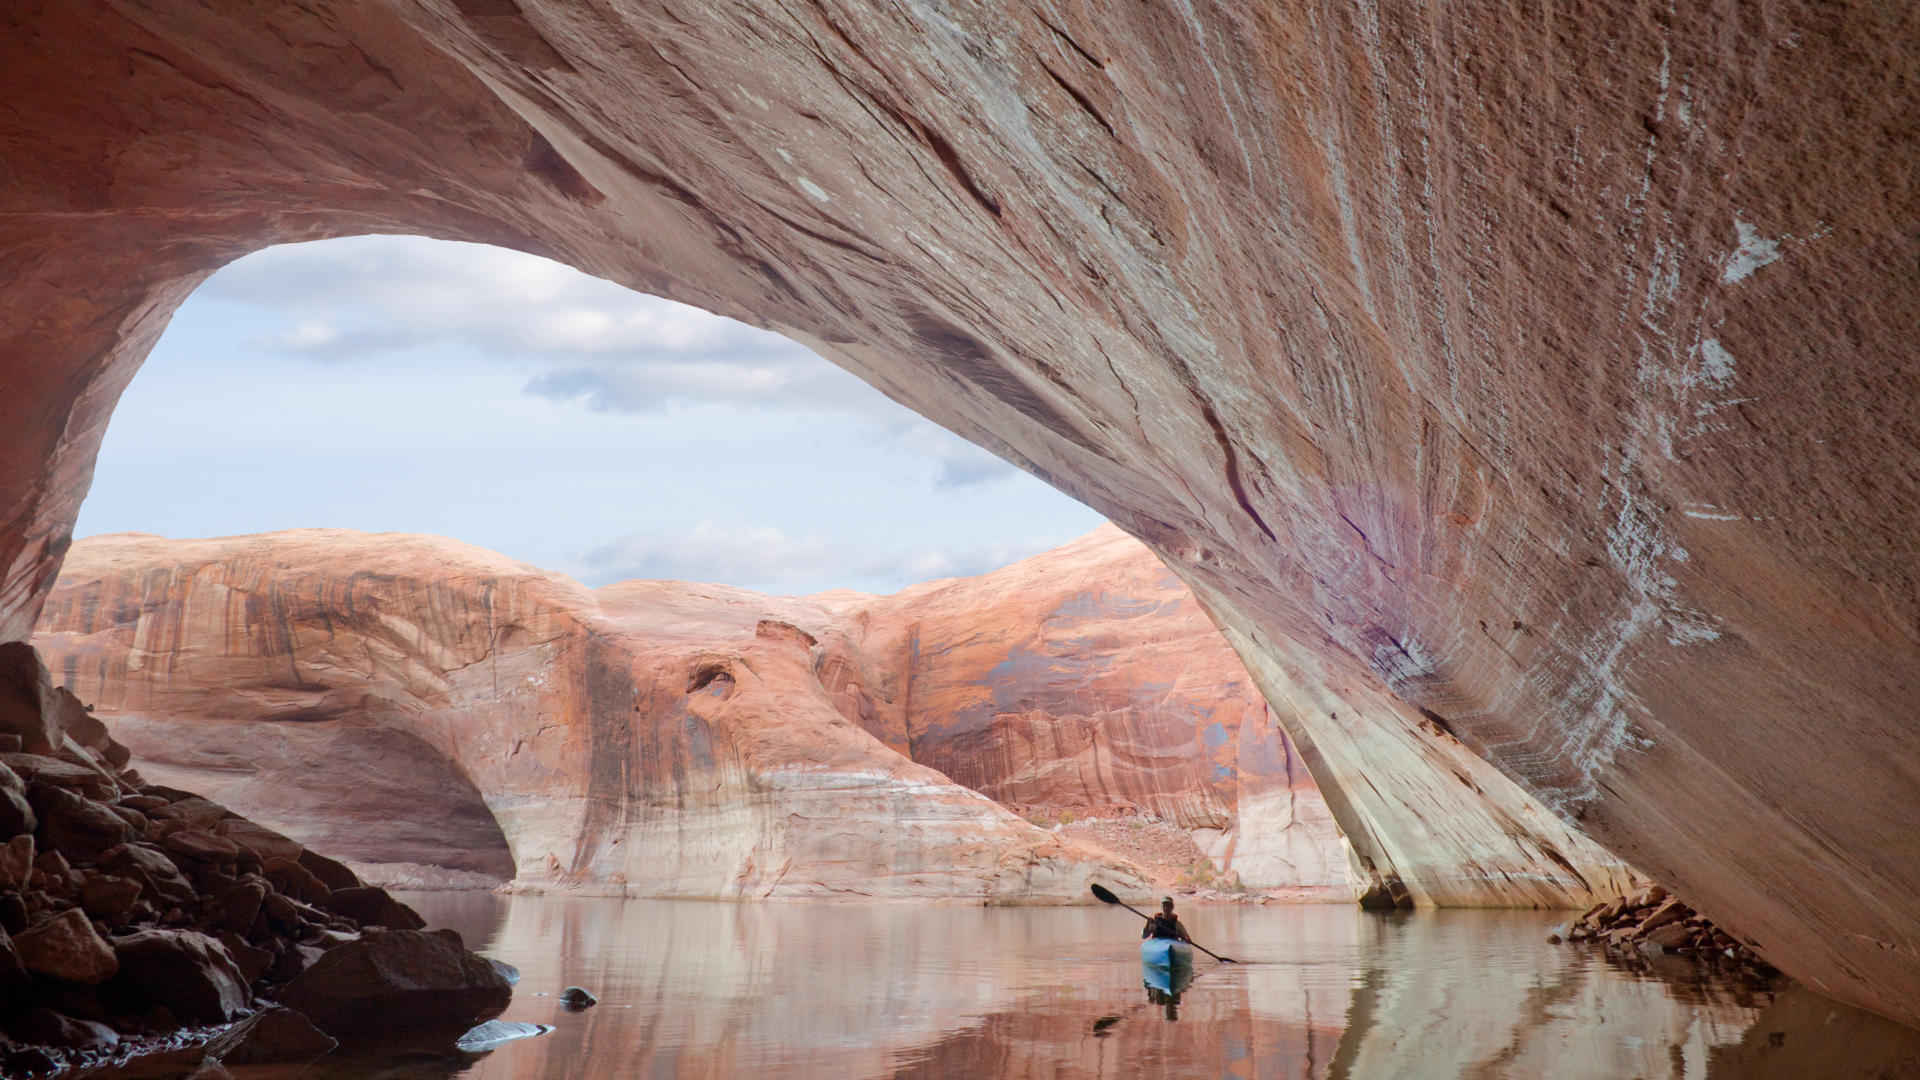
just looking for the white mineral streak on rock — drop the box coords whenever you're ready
[1722,219,1785,284]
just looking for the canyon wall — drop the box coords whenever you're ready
[33,529,1166,902]
[1,0,1914,1024]
[34,527,1636,905]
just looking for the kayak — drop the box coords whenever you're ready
[1140,938,1194,994]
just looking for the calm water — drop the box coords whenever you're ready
[98,893,1920,1079]
[376,893,1920,1080]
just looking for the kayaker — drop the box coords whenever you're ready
[1141,897,1192,942]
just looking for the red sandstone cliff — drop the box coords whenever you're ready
[28,528,1316,896]
[1,0,1914,1025]
[33,529,1160,902]
[33,527,1636,906]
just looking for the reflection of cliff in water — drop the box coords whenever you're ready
[393,895,1920,1080]
[1323,912,1767,1078]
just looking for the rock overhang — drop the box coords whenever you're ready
[2,0,1916,1028]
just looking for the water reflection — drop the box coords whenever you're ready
[138,895,1920,1078]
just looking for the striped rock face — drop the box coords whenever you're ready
[34,527,1634,907]
[32,529,1158,902]
[0,0,1914,1026]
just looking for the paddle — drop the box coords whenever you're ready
[1091,883,1238,963]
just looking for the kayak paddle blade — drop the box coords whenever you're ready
[1091,883,1120,904]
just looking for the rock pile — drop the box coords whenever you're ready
[1552,885,1778,977]
[0,645,510,1075]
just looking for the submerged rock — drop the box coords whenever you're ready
[455,1019,551,1052]
[202,1006,338,1066]
[559,986,596,1010]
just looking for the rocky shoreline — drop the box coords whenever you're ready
[0,644,512,1076]
[1551,884,1779,980]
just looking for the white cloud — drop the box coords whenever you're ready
[205,234,872,411]
[95,234,1111,596]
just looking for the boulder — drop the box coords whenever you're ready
[5,754,115,802]
[77,873,143,923]
[0,926,31,1011]
[106,805,149,836]
[0,833,32,889]
[162,829,241,863]
[109,929,250,1024]
[319,886,425,931]
[215,931,273,984]
[0,644,62,754]
[0,893,27,935]
[297,849,361,893]
[57,694,128,770]
[214,879,267,935]
[215,819,303,863]
[99,843,196,906]
[148,797,231,831]
[138,785,198,804]
[0,787,34,840]
[202,1006,337,1066]
[3,1008,119,1053]
[33,849,70,880]
[268,942,328,984]
[279,930,511,1039]
[1645,921,1694,950]
[263,857,331,905]
[262,892,330,936]
[28,784,134,863]
[13,908,118,984]
[1638,899,1691,935]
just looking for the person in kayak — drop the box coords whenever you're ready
[1141,897,1192,942]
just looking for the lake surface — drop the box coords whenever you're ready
[82,893,1913,1079]
[377,893,1920,1080]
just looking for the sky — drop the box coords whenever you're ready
[74,235,1106,595]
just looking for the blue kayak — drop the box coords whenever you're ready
[1140,938,1194,993]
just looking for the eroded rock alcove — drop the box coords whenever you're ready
[2,1,1915,1027]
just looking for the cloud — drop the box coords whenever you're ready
[579,521,1057,594]
[201,234,1034,492]
[884,418,1020,489]
[206,235,877,412]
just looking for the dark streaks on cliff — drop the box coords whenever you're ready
[570,630,637,877]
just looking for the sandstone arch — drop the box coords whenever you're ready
[3,1,1916,1025]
